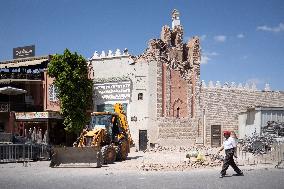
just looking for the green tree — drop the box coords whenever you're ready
[47,49,93,134]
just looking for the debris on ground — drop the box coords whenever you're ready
[263,121,284,137]
[239,121,284,155]
[137,145,224,171]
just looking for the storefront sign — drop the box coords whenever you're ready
[94,81,131,102]
[15,112,62,120]
[13,45,35,59]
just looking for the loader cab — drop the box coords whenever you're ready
[89,113,121,140]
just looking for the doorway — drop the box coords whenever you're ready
[211,125,221,147]
[139,130,148,151]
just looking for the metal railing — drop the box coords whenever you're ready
[0,103,8,112]
[0,133,13,143]
[0,144,50,163]
[0,73,44,80]
[0,102,43,112]
[236,142,284,167]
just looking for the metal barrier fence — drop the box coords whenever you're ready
[237,142,284,167]
[277,143,284,167]
[0,144,51,163]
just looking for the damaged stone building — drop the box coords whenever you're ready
[89,9,284,148]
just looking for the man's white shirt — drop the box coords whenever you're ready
[223,137,237,150]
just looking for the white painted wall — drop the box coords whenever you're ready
[238,110,261,139]
[129,60,158,145]
[147,61,158,143]
[90,54,158,147]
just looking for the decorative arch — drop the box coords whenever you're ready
[173,98,183,118]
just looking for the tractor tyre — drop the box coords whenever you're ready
[101,145,116,164]
[116,139,129,161]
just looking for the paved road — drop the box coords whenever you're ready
[0,161,283,189]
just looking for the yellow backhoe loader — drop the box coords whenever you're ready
[50,103,133,167]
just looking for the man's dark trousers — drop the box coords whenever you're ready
[220,148,242,176]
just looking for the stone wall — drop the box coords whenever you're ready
[150,10,284,147]
[156,81,284,147]
[200,83,284,145]
[156,58,163,118]
[169,70,189,118]
[157,117,199,146]
[149,9,202,146]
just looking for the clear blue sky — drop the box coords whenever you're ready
[0,0,284,90]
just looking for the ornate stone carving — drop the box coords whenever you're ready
[251,83,257,91]
[101,51,106,57]
[115,49,121,56]
[92,51,99,59]
[171,9,181,29]
[137,39,167,62]
[216,81,221,88]
[244,83,250,90]
[173,25,184,49]
[123,48,129,55]
[238,83,243,89]
[208,81,214,88]
[201,80,206,88]
[230,82,236,89]
[264,83,271,91]
[223,82,229,89]
[161,25,171,46]
[94,76,130,83]
[172,9,180,20]
[187,36,201,67]
[148,39,159,51]
[136,10,200,81]
[175,32,183,49]
[107,50,113,57]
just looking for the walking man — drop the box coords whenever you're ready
[217,131,244,178]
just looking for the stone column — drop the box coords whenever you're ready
[8,111,15,133]
[162,63,167,117]
[191,69,196,118]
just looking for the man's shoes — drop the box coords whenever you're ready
[219,174,225,178]
[233,172,244,176]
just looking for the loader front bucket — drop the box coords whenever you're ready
[50,146,102,168]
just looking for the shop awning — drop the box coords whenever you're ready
[15,112,62,120]
[0,86,27,95]
[0,58,48,68]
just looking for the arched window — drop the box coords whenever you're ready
[176,107,180,118]
[138,93,143,100]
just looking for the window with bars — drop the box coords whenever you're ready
[49,84,59,102]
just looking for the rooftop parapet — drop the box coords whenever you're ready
[200,80,274,91]
[90,48,130,60]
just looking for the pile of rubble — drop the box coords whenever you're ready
[147,145,218,153]
[239,121,284,155]
[239,133,275,155]
[138,145,224,171]
[262,121,284,137]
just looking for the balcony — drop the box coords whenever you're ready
[0,103,8,112]
[0,102,43,112]
[0,72,44,81]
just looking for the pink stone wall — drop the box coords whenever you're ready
[43,71,60,111]
[169,70,188,118]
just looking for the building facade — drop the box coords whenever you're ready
[89,9,284,148]
[0,55,68,145]
[89,9,201,147]
[3,10,282,148]
[89,49,158,148]
[238,107,284,139]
